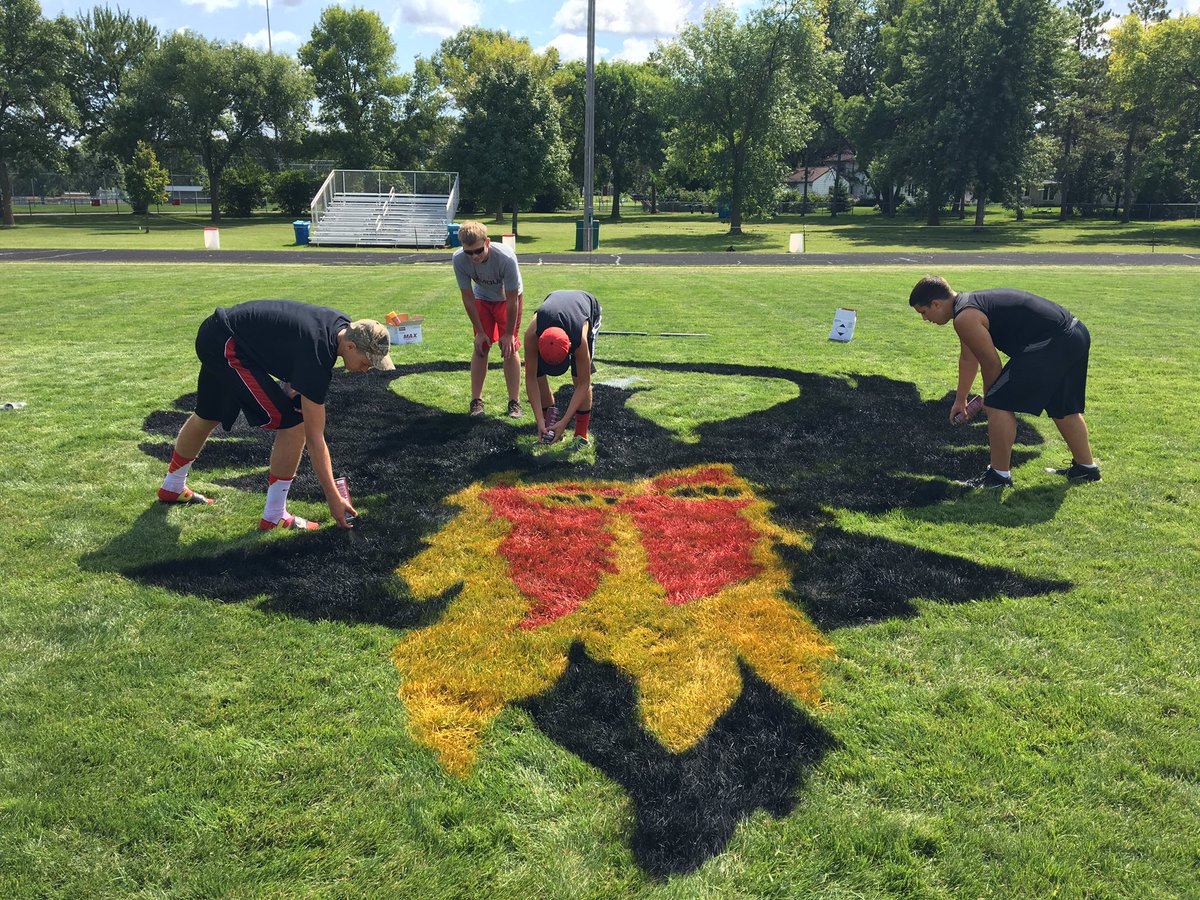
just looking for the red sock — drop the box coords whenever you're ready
[574,410,591,440]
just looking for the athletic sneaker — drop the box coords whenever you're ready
[956,467,1014,490]
[507,399,523,418]
[469,398,485,416]
[1045,461,1101,482]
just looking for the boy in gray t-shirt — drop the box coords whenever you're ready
[451,220,525,418]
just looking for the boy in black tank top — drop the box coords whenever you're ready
[909,275,1100,489]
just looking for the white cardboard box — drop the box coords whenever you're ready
[829,307,857,342]
[387,317,424,345]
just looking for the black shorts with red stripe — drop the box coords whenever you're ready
[194,314,303,432]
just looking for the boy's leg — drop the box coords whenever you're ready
[573,383,594,440]
[503,348,522,404]
[470,346,489,410]
[985,407,1017,472]
[159,414,219,503]
[1051,413,1094,466]
[260,424,318,531]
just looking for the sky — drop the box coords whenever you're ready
[42,0,1198,72]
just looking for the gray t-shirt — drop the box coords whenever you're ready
[452,241,523,302]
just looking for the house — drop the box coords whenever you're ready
[784,153,871,199]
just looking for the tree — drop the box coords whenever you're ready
[384,57,451,171]
[298,6,399,168]
[445,52,568,236]
[71,6,157,144]
[118,32,313,222]
[271,169,324,217]
[1109,15,1165,221]
[961,0,1066,226]
[661,2,822,234]
[1143,15,1200,200]
[123,139,168,213]
[1043,0,1115,220]
[556,60,669,220]
[0,0,78,227]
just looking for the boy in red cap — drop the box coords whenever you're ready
[522,290,602,449]
[157,299,394,530]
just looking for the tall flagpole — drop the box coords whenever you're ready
[583,0,596,252]
[266,0,273,52]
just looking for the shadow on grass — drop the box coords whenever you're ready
[81,359,1072,875]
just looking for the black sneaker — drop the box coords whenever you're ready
[956,467,1014,490]
[469,398,485,416]
[1045,461,1101,482]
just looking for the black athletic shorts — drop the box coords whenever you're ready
[985,319,1090,418]
[194,314,304,432]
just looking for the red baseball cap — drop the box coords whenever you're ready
[538,327,571,368]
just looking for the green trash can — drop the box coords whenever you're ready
[292,220,310,245]
[573,218,601,251]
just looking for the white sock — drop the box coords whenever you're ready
[161,459,194,494]
[1078,462,1099,470]
[262,476,292,524]
[992,469,1011,479]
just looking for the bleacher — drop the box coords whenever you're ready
[309,170,459,248]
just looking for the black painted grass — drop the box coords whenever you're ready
[83,360,1068,875]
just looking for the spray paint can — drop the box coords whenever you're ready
[541,429,556,445]
[334,476,356,527]
[953,395,984,424]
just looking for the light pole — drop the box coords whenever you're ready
[265,0,273,52]
[582,0,595,252]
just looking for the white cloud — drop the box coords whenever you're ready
[537,33,610,61]
[612,37,657,62]
[392,0,482,37]
[553,0,692,36]
[242,28,301,50]
[181,0,242,13]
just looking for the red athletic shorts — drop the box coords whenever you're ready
[473,294,523,344]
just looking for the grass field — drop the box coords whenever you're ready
[4,204,1200,254]
[1,262,1198,897]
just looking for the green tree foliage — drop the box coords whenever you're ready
[444,51,568,236]
[0,0,79,227]
[71,6,157,144]
[122,139,168,213]
[555,60,669,219]
[1043,0,1117,219]
[217,163,267,218]
[270,169,324,218]
[661,1,821,234]
[1109,15,1166,220]
[117,32,313,222]
[299,6,399,167]
[1142,15,1200,201]
[384,57,451,171]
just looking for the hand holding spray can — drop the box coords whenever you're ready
[953,395,984,424]
[334,476,356,527]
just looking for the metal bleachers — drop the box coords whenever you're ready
[309,170,459,248]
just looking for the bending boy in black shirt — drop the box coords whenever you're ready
[157,299,394,529]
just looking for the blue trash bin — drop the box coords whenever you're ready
[292,220,310,245]
[447,223,461,247]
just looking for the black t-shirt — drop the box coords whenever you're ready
[213,300,349,404]
[953,289,1074,357]
[535,290,601,377]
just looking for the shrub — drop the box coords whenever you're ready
[270,170,324,218]
[218,165,268,218]
[123,142,169,215]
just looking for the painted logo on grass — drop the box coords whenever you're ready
[102,361,1074,876]
[395,465,835,776]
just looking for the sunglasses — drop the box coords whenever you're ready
[463,242,487,257]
